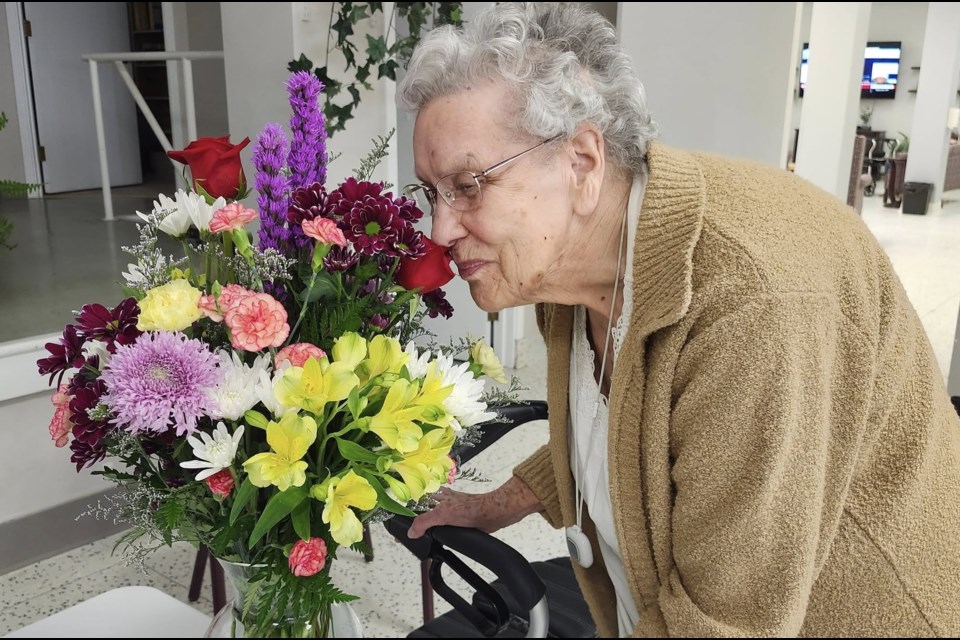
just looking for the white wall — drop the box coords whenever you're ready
[221,2,396,195]
[0,392,106,524]
[0,5,26,183]
[220,1,296,189]
[0,337,106,526]
[619,2,797,167]
[293,2,395,187]
[791,2,931,154]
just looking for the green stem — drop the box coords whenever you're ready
[181,240,199,278]
[286,270,319,345]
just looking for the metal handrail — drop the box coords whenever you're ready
[81,51,225,221]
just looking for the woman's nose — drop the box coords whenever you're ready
[430,202,467,248]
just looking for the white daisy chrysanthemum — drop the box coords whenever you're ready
[210,351,270,421]
[404,341,432,380]
[142,189,227,237]
[434,353,496,431]
[180,421,244,481]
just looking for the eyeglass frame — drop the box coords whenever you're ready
[403,135,562,214]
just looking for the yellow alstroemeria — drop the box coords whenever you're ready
[412,361,454,428]
[391,427,455,502]
[332,332,367,370]
[362,335,408,381]
[242,412,317,491]
[369,378,425,453]
[275,357,359,413]
[312,470,377,546]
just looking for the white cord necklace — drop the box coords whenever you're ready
[566,205,629,569]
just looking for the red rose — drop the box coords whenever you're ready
[204,468,235,498]
[396,238,455,294]
[167,136,251,200]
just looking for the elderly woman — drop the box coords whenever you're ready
[399,3,960,637]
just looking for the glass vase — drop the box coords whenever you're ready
[204,559,357,638]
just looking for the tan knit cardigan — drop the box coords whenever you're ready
[514,143,960,637]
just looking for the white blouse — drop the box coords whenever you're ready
[568,175,645,637]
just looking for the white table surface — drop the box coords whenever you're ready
[4,586,212,638]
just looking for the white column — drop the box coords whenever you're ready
[219,2,297,207]
[618,2,798,167]
[903,2,960,213]
[795,2,871,200]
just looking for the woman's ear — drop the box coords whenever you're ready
[568,125,605,218]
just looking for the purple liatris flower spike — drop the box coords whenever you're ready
[254,123,291,255]
[286,71,328,192]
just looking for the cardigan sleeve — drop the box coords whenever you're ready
[635,292,844,637]
[513,444,564,529]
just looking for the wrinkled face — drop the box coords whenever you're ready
[412,83,576,312]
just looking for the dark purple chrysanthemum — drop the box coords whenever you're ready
[38,325,87,386]
[67,376,112,470]
[286,72,328,191]
[369,314,390,331]
[101,332,222,436]
[287,182,327,226]
[394,195,424,224]
[424,288,455,319]
[287,182,335,252]
[70,437,109,471]
[393,224,426,258]
[323,245,359,272]
[254,123,292,256]
[328,178,384,214]
[343,198,403,256]
[74,298,142,353]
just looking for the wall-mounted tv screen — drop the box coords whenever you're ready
[799,41,901,99]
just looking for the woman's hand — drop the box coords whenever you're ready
[407,475,543,538]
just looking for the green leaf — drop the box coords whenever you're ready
[347,386,367,420]
[350,3,369,22]
[300,272,338,303]
[120,286,143,301]
[365,34,388,62]
[230,477,257,525]
[347,82,362,106]
[336,437,381,464]
[287,52,314,73]
[292,500,311,542]
[248,486,308,548]
[354,261,379,281]
[354,63,370,85]
[355,469,416,517]
[378,59,400,81]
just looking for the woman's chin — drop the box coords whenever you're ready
[467,280,515,314]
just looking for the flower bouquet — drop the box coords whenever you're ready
[37,72,515,638]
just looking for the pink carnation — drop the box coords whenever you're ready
[288,537,327,577]
[205,468,235,498]
[275,343,326,369]
[198,284,255,322]
[302,218,347,247]
[447,457,458,485]
[48,384,73,448]
[225,293,289,351]
[209,203,259,234]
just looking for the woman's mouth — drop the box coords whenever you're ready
[456,260,488,279]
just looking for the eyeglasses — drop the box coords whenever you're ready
[403,136,561,215]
